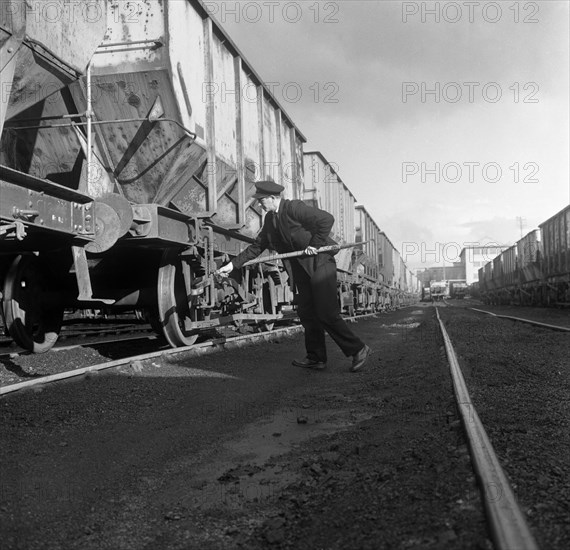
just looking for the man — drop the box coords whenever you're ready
[216,180,371,372]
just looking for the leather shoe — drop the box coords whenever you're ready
[350,345,371,372]
[292,358,327,370]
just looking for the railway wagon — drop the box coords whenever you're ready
[1,0,308,351]
[377,230,397,309]
[303,152,356,247]
[479,205,570,306]
[449,281,468,299]
[300,151,418,314]
[0,0,420,354]
[302,151,356,314]
[392,248,406,307]
[485,253,508,304]
[539,205,570,304]
[517,229,542,285]
[482,261,493,290]
[502,245,517,288]
[354,205,387,312]
[430,280,449,301]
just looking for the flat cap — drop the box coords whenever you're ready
[252,180,284,199]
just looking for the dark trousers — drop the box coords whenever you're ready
[291,256,364,362]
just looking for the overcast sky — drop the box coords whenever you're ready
[205,0,569,269]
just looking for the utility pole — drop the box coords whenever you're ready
[516,216,526,239]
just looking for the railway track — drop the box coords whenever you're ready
[469,308,570,333]
[435,307,539,550]
[436,304,569,549]
[443,299,570,332]
[0,312,382,395]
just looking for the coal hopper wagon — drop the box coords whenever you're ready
[0,0,307,351]
[478,205,570,306]
[303,152,419,313]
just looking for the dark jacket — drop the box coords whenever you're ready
[232,199,337,278]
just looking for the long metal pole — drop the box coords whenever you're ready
[242,240,373,267]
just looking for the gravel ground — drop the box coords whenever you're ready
[447,299,570,329]
[438,306,570,549]
[1,304,567,549]
[0,336,166,388]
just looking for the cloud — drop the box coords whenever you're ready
[210,0,569,267]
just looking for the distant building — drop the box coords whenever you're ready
[460,245,510,285]
[417,265,465,287]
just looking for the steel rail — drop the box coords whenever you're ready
[0,334,158,360]
[0,325,302,397]
[435,307,539,550]
[0,312,385,397]
[470,307,570,332]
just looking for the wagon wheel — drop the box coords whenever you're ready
[2,255,64,353]
[157,249,199,348]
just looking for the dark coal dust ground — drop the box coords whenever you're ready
[3,304,566,549]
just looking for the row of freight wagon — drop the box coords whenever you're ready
[304,152,421,314]
[0,0,419,353]
[478,205,570,306]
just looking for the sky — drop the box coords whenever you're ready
[204,0,569,269]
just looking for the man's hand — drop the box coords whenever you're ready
[304,246,318,256]
[216,261,234,276]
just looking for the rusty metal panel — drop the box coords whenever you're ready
[342,183,356,244]
[2,90,84,187]
[244,207,262,238]
[280,122,293,196]
[4,1,107,121]
[24,0,107,72]
[167,0,207,139]
[0,1,25,133]
[0,0,25,38]
[95,0,164,71]
[214,158,239,226]
[380,231,395,285]
[211,32,237,167]
[355,206,380,280]
[293,134,304,196]
[492,255,503,287]
[241,71,261,176]
[502,245,517,286]
[517,230,541,267]
[2,0,308,241]
[392,248,401,287]
[539,205,570,277]
[482,262,492,289]
[0,176,92,238]
[171,174,207,216]
[262,97,279,182]
[151,204,193,244]
[302,152,318,204]
[303,152,347,242]
[73,70,195,205]
[356,205,381,280]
